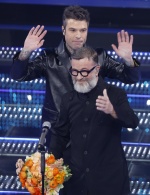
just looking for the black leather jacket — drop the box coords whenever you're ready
[11,40,140,123]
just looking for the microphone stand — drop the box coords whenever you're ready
[38,121,51,195]
[38,144,46,195]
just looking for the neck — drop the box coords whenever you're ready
[65,43,75,54]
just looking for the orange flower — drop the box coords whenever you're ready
[27,186,36,194]
[34,187,42,195]
[54,173,64,184]
[31,177,39,186]
[20,178,26,187]
[49,179,58,189]
[30,164,40,172]
[21,165,28,172]
[26,184,41,195]
[45,168,53,179]
[25,159,33,167]
[16,152,72,195]
[19,171,27,179]
[53,167,59,176]
[46,154,55,165]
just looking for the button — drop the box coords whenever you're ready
[86,168,89,172]
[86,101,89,105]
[83,134,87,138]
[84,118,88,122]
[84,151,88,155]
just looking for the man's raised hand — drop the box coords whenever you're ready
[24,25,47,52]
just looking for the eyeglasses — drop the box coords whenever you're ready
[69,66,97,77]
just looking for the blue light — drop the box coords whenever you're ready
[145,128,150,133]
[128,98,132,103]
[122,142,150,146]
[0,137,39,141]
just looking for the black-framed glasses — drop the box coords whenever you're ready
[69,66,97,77]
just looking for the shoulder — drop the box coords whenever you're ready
[95,48,108,68]
[37,48,58,64]
[41,48,55,55]
[95,48,104,54]
[95,48,107,57]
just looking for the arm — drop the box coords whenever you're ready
[96,88,139,128]
[19,25,47,60]
[10,25,47,81]
[96,89,118,119]
[111,30,135,67]
[99,49,140,84]
[97,30,141,84]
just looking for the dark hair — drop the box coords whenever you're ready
[62,5,90,27]
[71,46,98,64]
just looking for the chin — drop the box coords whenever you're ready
[73,44,84,50]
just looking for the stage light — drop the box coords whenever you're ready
[127,128,133,132]
[145,128,149,133]
[27,95,32,101]
[147,99,150,106]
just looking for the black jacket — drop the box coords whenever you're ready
[11,39,140,123]
[49,77,139,195]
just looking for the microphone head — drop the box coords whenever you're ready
[42,121,51,129]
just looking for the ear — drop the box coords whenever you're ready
[96,65,100,75]
[62,26,65,35]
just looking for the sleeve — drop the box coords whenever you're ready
[109,87,139,128]
[49,94,70,159]
[10,49,49,81]
[96,48,141,84]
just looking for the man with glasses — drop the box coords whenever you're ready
[49,46,139,195]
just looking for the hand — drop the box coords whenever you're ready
[96,89,113,114]
[23,25,47,52]
[111,30,134,66]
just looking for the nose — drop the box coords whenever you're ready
[76,73,83,80]
[75,31,81,39]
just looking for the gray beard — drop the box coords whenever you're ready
[73,77,98,93]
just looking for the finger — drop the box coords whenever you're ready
[124,31,129,42]
[96,104,105,110]
[37,40,45,48]
[117,32,122,43]
[28,27,35,35]
[96,101,105,107]
[32,25,41,35]
[96,96,105,103]
[38,30,47,40]
[129,35,133,45]
[97,95,104,100]
[111,44,118,53]
[121,30,125,42]
[36,25,45,36]
[103,89,108,99]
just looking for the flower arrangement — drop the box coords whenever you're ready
[16,152,72,195]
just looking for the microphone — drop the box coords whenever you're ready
[38,121,51,151]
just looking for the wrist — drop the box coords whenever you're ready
[110,107,118,119]
[124,57,134,67]
[19,48,32,60]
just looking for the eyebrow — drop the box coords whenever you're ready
[72,68,90,71]
[69,27,87,30]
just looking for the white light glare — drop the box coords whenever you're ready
[27,95,32,101]
[147,99,150,106]
[127,128,133,132]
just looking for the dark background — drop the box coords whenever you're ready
[0,1,150,51]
